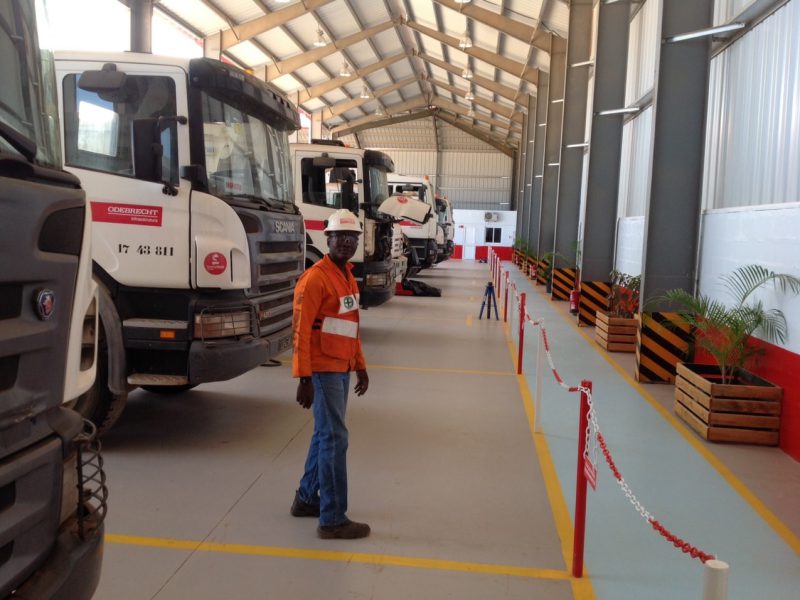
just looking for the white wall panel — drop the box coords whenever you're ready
[625,0,659,105]
[703,0,800,209]
[699,206,800,353]
[615,216,645,277]
[713,0,757,23]
[617,106,653,217]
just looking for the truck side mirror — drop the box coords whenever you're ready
[132,118,163,183]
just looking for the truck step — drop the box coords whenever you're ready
[127,374,189,386]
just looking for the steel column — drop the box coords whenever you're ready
[528,71,550,256]
[554,0,594,267]
[582,1,631,281]
[130,0,154,54]
[641,1,713,305]
[538,37,567,259]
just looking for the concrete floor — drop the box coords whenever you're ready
[93,261,800,599]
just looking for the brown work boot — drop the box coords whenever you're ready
[290,491,320,517]
[317,519,371,540]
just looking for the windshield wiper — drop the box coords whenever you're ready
[0,121,36,162]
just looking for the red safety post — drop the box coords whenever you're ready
[503,272,509,322]
[517,293,526,374]
[572,379,592,578]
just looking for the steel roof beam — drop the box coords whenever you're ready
[218,0,335,51]
[432,0,552,52]
[297,52,407,104]
[330,98,430,134]
[406,20,539,86]
[332,108,437,138]
[427,77,523,123]
[416,51,530,106]
[436,112,514,157]
[322,76,420,120]
[267,19,401,81]
[432,97,519,132]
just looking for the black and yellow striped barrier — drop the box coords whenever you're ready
[552,267,577,301]
[635,312,691,383]
[536,259,548,285]
[578,280,610,326]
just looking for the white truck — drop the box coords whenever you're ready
[1,0,105,596]
[387,175,440,273]
[54,51,306,432]
[435,195,455,263]
[291,140,430,306]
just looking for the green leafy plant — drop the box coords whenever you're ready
[537,250,565,284]
[608,270,641,318]
[661,264,800,384]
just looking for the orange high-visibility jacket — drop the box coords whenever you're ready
[292,255,366,378]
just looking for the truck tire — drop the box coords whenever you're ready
[140,384,197,394]
[70,321,127,435]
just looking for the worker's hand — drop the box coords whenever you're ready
[296,380,314,409]
[354,369,369,396]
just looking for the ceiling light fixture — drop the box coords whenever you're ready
[462,67,473,80]
[465,89,474,101]
[313,29,327,48]
[339,62,352,77]
[360,86,370,99]
[459,31,472,49]
[375,106,385,117]
[454,0,471,4]
[467,106,475,118]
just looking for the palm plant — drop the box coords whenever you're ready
[662,264,800,384]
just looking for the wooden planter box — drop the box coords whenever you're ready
[594,311,637,352]
[674,362,782,446]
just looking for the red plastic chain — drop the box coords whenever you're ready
[649,520,714,563]
[597,433,621,481]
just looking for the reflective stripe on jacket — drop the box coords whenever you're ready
[292,255,366,377]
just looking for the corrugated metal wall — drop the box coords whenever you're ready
[440,152,513,210]
[703,0,800,209]
[381,150,513,211]
[713,0,755,23]
[624,0,658,105]
[617,0,658,219]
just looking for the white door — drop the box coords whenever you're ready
[463,225,477,260]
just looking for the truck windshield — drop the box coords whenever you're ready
[365,165,390,207]
[0,0,61,167]
[201,92,293,208]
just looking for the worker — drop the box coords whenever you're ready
[290,209,371,540]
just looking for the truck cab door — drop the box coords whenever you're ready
[57,60,192,288]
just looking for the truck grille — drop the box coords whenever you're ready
[236,209,304,340]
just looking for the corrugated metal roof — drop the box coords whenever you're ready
[147,0,569,154]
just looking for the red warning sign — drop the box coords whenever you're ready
[584,457,597,491]
[204,252,227,275]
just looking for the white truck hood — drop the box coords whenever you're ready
[378,195,431,224]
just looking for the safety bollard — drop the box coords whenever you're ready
[572,380,592,578]
[702,560,729,600]
[517,293,526,374]
[503,272,509,323]
[534,328,543,432]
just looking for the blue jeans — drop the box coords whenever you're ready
[298,372,350,526]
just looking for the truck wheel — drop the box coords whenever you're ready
[140,384,197,394]
[69,322,127,435]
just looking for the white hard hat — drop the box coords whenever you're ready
[324,209,363,234]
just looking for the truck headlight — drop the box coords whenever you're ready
[194,310,252,339]
[365,273,389,287]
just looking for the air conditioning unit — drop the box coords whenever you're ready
[484,212,499,222]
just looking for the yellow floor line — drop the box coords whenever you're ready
[105,534,571,581]
[502,322,596,600]
[368,364,513,377]
[540,275,800,557]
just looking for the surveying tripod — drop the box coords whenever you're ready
[478,281,500,320]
